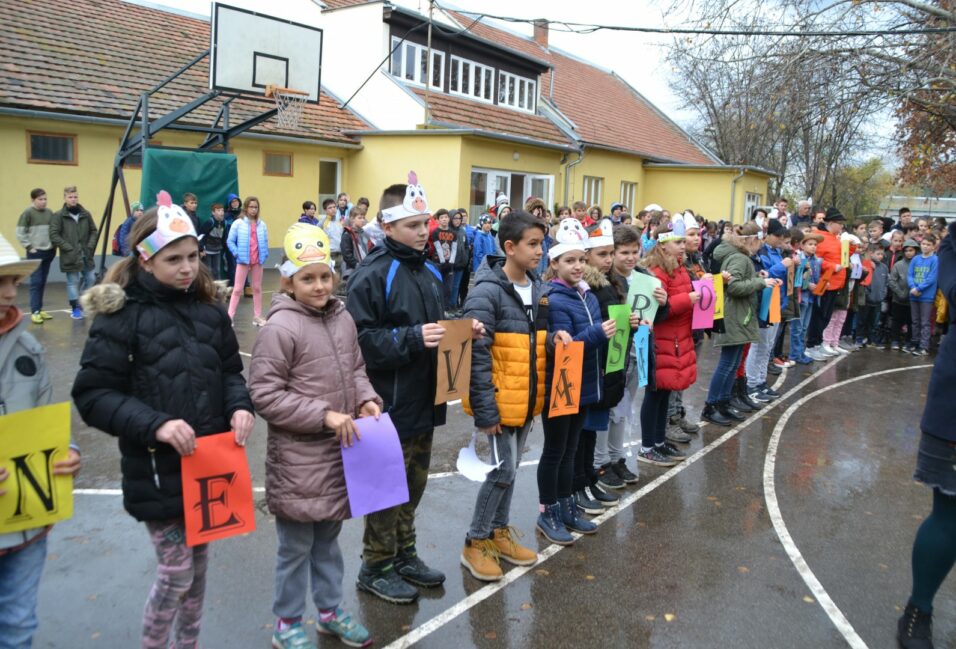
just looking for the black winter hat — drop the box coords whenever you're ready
[824,207,846,222]
[766,218,789,237]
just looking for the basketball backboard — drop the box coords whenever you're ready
[210,3,322,103]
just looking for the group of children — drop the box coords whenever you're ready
[2,177,948,649]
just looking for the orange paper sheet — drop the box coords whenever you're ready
[769,285,781,324]
[549,341,584,417]
[181,432,256,547]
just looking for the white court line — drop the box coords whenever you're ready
[763,363,932,649]
[381,355,845,649]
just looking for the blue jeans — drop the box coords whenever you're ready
[800,301,813,342]
[449,269,464,308]
[65,269,95,305]
[468,420,532,539]
[0,535,48,649]
[707,344,745,405]
[27,250,55,314]
[789,316,807,360]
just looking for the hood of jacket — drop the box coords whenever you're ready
[712,240,741,267]
[266,292,344,321]
[583,263,611,291]
[81,273,231,318]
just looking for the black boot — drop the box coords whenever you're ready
[897,603,934,649]
[736,377,764,410]
[702,403,732,426]
[730,377,756,412]
[718,401,746,422]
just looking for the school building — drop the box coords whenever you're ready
[0,0,774,252]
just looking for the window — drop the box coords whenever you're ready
[319,159,341,206]
[449,56,494,102]
[389,37,444,89]
[744,192,762,223]
[122,139,162,169]
[27,131,77,165]
[263,151,293,177]
[498,71,536,112]
[583,176,604,207]
[620,181,637,213]
[470,167,554,220]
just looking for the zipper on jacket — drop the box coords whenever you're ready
[148,448,160,489]
[575,290,602,402]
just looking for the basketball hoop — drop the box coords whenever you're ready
[265,85,308,129]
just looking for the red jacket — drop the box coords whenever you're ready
[815,229,847,291]
[650,265,697,391]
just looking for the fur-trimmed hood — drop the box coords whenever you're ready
[81,279,231,318]
[525,197,546,214]
[583,264,610,290]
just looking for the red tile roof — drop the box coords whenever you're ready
[409,89,573,147]
[0,0,368,145]
[444,10,718,165]
[319,0,373,9]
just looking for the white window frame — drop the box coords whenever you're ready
[497,71,536,113]
[620,181,637,212]
[583,176,604,207]
[389,37,444,90]
[744,192,762,223]
[470,167,554,218]
[449,55,494,103]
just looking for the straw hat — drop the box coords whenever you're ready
[0,233,39,277]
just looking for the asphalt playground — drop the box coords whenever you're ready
[21,273,952,648]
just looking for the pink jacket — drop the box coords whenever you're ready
[250,293,382,522]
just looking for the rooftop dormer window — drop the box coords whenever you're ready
[449,56,494,103]
[390,36,444,90]
[498,71,536,113]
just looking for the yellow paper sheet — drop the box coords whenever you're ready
[0,402,73,534]
[713,274,725,320]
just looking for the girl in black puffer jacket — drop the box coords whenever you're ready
[72,197,254,649]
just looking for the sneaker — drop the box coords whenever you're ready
[665,423,692,444]
[574,489,604,515]
[718,402,746,421]
[559,496,597,534]
[70,305,83,320]
[659,442,688,462]
[897,603,934,649]
[395,547,445,587]
[891,341,901,351]
[767,363,783,375]
[821,344,840,356]
[838,341,857,352]
[39,311,53,320]
[356,562,419,604]
[272,622,317,649]
[759,384,781,399]
[461,538,503,582]
[637,446,678,467]
[913,349,929,357]
[253,316,267,327]
[317,608,373,648]
[772,357,787,367]
[748,389,773,404]
[612,458,640,484]
[492,526,538,566]
[673,415,701,434]
[596,463,625,490]
[805,346,827,360]
[794,355,814,365]
[729,394,755,413]
[585,482,620,506]
[536,503,574,545]
[31,312,43,324]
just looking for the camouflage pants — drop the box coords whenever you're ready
[142,519,208,649]
[362,431,433,565]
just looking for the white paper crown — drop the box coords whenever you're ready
[137,190,198,259]
[381,171,430,223]
[643,203,664,213]
[549,217,589,259]
[585,218,614,249]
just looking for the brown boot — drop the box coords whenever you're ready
[461,538,502,582]
[492,527,538,566]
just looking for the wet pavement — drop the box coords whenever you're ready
[20,275,952,648]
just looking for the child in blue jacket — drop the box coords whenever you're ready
[226,196,269,325]
[908,234,939,356]
[537,218,615,546]
[472,214,497,272]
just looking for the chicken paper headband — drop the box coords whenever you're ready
[585,218,614,250]
[549,218,589,260]
[279,223,334,277]
[137,190,198,260]
[381,171,430,223]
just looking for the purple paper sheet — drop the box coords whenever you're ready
[340,413,410,517]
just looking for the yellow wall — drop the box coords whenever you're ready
[643,167,771,223]
[459,137,565,209]
[0,115,352,254]
[560,148,646,210]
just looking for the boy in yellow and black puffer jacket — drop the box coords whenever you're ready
[461,210,553,583]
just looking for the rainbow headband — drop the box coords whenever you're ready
[137,190,198,260]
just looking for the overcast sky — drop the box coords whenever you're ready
[147,0,694,124]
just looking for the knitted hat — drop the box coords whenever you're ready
[495,194,510,207]
[610,202,624,213]
[478,214,493,226]
[279,223,334,277]
[130,201,144,213]
[382,171,430,223]
[549,218,589,259]
[136,190,198,260]
[0,233,39,277]
[585,218,614,250]
[766,218,789,237]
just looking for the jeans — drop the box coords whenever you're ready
[789,316,807,360]
[911,301,934,351]
[26,250,55,314]
[746,323,778,389]
[640,388,671,448]
[667,390,684,420]
[449,269,464,308]
[598,356,639,467]
[538,409,585,505]
[65,269,95,305]
[273,519,344,618]
[707,344,745,405]
[467,420,532,539]
[799,302,813,345]
[807,290,838,348]
[0,535,47,649]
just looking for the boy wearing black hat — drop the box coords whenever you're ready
[805,208,847,357]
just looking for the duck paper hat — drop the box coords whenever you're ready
[381,171,430,223]
[585,218,614,249]
[549,218,589,259]
[279,223,334,277]
[137,190,198,260]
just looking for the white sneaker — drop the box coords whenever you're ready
[821,345,841,356]
[831,344,851,354]
[805,348,826,361]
